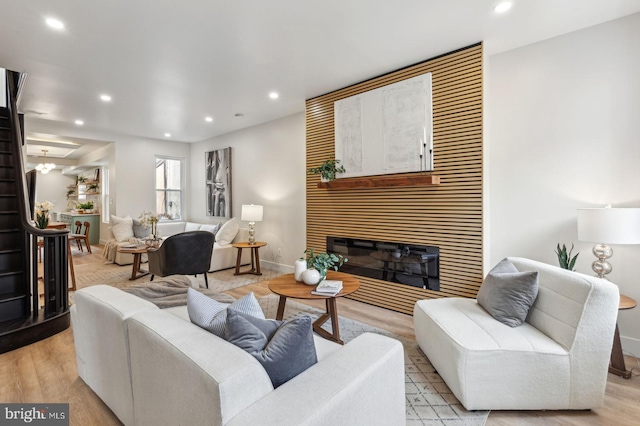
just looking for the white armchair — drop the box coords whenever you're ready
[413,257,620,410]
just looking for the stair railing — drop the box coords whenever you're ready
[5,70,69,317]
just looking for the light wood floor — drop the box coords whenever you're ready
[2,248,640,425]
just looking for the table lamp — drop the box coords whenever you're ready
[241,204,263,244]
[577,206,640,279]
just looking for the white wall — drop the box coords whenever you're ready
[190,113,306,270]
[489,13,640,353]
[33,169,76,218]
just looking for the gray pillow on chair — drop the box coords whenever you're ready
[224,310,318,388]
[477,258,539,327]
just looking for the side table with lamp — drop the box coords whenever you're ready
[577,206,640,379]
[235,204,265,275]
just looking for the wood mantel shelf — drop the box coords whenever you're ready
[317,174,440,189]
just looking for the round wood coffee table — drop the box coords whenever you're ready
[268,271,360,344]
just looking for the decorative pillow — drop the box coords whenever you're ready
[224,310,318,388]
[215,218,239,245]
[185,222,201,232]
[200,223,221,235]
[477,258,539,327]
[132,219,151,238]
[187,288,264,337]
[111,215,134,242]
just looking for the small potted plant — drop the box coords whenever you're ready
[307,159,346,182]
[76,201,94,213]
[77,175,87,183]
[66,189,76,199]
[555,243,579,271]
[301,248,348,285]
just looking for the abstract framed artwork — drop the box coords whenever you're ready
[205,147,232,217]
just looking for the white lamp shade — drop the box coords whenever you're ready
[577,208,640,244]
[241,204,263,222]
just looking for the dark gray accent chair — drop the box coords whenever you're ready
[148,231,214,288]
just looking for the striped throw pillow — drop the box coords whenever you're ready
[187,288,265,338]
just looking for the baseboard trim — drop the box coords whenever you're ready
[621,335,640,358]
[260,260,293,275]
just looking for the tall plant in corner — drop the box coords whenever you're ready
[555,243,579,271]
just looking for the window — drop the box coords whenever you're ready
[155,156,183,220]
[101,166,110,223]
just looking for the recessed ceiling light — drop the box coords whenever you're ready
[269,92,279,99]
[74,120,84,126]
[205,116,213,122]
[45,18,64,30]
[164,133,171,138]
[100,94,112,102]
[493,1,512,13]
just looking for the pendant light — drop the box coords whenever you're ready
[35,149,55,174]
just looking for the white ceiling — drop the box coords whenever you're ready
[1,0,639,143]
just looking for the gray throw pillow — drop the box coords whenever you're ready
[132,219,151,238]
[476,258,539,327]
[224,310,318,388]
[187,289,265,337]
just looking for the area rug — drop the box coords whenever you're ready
[258,294,489,426]
[69,260,278,303]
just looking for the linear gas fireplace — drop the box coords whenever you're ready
[327,236,440,291]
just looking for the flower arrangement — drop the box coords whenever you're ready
[34,200,54,229]
[139,210,160,239]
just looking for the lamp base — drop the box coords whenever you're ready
[248,221,256,245]
[592,243,613,279]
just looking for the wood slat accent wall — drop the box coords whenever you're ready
[305,43,483,315]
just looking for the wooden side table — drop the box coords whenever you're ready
[609,294,637,379]
[232,241,267,276]
[117,246,149,280]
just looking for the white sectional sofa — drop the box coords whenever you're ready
[71,285,406,426]
[413,257,619,411]
[110,220,250,272]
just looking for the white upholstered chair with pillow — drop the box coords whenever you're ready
[413,257,619,411]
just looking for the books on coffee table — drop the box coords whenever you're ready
[311,280,343,296]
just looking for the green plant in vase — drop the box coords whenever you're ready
[307,159,346,182]
[303,248,347,284]
[555,243,579,271]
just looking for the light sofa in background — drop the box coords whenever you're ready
[109,220,250,272]
[413,257,619,411]
[71,285,406,426]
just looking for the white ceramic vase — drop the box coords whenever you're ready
[302,268,321,285]
[294,259,307,282]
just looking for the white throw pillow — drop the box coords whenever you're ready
[111,215,134,242]
[185,222,201,232]
[215,218,239,245]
